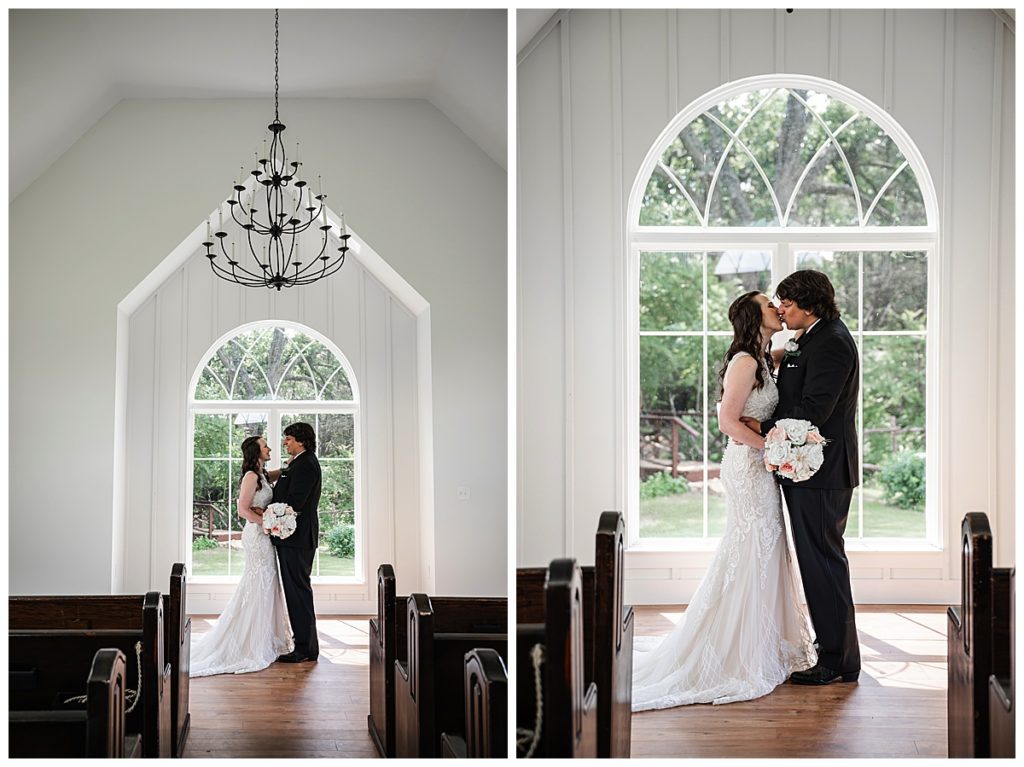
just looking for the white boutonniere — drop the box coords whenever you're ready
[783,339,801,359]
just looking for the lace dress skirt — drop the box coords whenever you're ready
[632,357,816,710]
[190,520,294,677]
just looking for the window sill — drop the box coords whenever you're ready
[189,576,366,586]
[627,538,943,555]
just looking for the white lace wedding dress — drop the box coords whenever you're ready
[190,476,294,677]
[632,352,817,710]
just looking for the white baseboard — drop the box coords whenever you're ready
[625,577,960,606]
[187,584,374,616]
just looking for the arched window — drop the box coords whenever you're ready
[189,322,360,581]
[630,75,937,548]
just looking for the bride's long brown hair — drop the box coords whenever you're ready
[240,435,271,491]
[717,291,774,400]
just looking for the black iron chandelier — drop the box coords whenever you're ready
[204,9,349,290]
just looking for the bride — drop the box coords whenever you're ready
[190,435,294,677]
[632,291,817,710]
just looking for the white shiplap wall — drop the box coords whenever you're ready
[517,9,1015,603]
[123,247,420,614]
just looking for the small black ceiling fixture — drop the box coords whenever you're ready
[204,9,349,290]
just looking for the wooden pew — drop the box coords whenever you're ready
[516,558,598,758]
[393,593,508,758]
[988,569,1014,757]
[10,648,141,758]
[947,513,1014,757]
[8,563,190,757]
[439,648,508,758]
[366,564,506,757]
[10,592,171,757]
[517,511,634,757]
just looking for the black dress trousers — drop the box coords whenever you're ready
[277,546,319,658]
[782,485,860,674]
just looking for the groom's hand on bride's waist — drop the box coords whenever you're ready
[740,416,761,433]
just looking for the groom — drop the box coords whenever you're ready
[272,422,322,662]
[742,270,861,685]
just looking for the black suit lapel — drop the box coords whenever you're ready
[796,319,830,351]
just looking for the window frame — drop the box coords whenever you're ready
[625,75,940,554]
[186,321,363,585]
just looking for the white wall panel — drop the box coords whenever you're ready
[782,9,830,76]
[995,25,1015,569]
[390,300,420,589]
[677,10,724,110]
[124,296,157,589]
[836,11,887,108]
[518,9,1015,603]
[621,11,672,192]
[569,10,618,562]
[728,9,775,81]
[517,26,567,565]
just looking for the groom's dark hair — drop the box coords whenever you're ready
[284,422,317,453]
[775,269,841,321]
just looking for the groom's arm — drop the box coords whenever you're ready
[763,337,855,435]
[283,457,319,510]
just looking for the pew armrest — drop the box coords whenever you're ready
[947,605,962,632]
[440,733,468,758]
[989,675,1013,711]
[395,659,410,684]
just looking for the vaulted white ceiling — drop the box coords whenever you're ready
[9,9,507,199]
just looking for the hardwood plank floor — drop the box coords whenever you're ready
[629,605,947,758]
[183,616,378,758]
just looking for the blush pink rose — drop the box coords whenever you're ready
[779,462,795,475]
[806,431,824,444]
[767,425,786,442]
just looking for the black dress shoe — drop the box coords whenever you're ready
[790,664,859,685]
[276,651,316,663]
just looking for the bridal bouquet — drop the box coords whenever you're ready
[764,418,827,482]
[262,503,298,539]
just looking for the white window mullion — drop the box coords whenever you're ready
[857,250,865,540]
[702,251,709,539]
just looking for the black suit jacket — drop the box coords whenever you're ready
[271,450,322,550]
[761,318,860,490]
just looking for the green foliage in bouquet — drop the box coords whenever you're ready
[192,536,219,552]
[325,524,356,559]
[640,472,690,499]
[878,451,926,510]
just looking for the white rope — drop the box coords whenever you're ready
[64,641,143,713]
[515,643,545,758]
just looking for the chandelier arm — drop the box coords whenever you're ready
[292,238,331,279]
[297,254,346,284]
[223,251,270,282]
[245,226,268,271]
[208,258,265,287]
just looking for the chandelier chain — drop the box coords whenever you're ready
[274,9,280,122]
[204,6,349,290]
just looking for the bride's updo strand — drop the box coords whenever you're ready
[717,290,774,399]
[240,435,270,492]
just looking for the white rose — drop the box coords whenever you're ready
[766,441,790,467]
[804,443,825,471]
[779,419,810,445]
[784,340,799,353]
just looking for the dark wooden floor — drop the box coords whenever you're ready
[184,606,945,758]
[629,605,947,758]
[183,616,378,758]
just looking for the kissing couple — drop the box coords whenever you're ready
[632,269,862,710]
[191,422,323,676]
